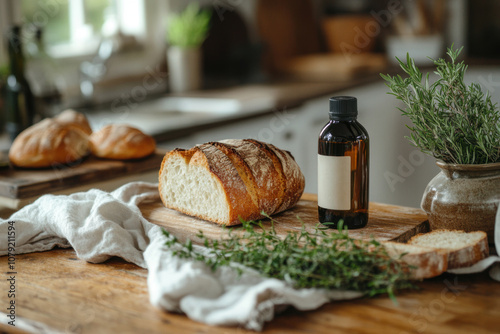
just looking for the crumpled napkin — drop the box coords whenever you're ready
[0,182,361,331]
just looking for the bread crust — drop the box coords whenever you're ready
[198,143,261,225]
[54,109,93,135]
[158,145,260,225]
[244,139,287,212]
[89,124,156,160]
[158,139,305,226]
[266,143,305,213]
[9,118,90,168]
[216,140,283,215]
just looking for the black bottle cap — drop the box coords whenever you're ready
[329,96,357,120]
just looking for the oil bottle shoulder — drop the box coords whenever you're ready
[319,119,369,141]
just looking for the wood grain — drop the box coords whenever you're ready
[0,152,165,199]
[1,247,499,334]
[140,194,430,244]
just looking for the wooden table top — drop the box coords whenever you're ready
[1,196,499,333]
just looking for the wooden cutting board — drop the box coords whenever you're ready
[0,151,165,200]
[140,194,429,243]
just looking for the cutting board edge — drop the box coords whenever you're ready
[0,152,165,200]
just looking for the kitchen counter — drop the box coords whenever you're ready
[82,73,386,143]
[1,194,498,333]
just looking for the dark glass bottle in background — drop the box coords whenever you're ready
[4,25,35,141]
[318,96,369,229]
[26,27,61,118]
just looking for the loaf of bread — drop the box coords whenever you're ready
[9,118,90,168]
[89,124,156,160]
[408,229,489,269]
[54,109,93,135]
[158,139,305,226]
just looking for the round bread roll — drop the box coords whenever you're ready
[9,118,90,168]
[54,109,93,135]
[89,124,156,160]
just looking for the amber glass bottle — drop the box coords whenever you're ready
[318,96,369,229]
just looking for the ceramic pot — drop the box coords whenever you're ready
[166,46,202,93]
[421,161,500,242]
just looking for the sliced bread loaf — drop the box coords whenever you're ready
[408,229,489,269]
[158,139,305,226]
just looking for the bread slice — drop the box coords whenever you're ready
[408,229,489,269]
[382,241,448,279]
[158,139,305,226]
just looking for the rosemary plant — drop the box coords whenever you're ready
[381,46,500,165]
[163,216,415,301]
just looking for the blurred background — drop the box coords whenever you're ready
[0,0,499,208]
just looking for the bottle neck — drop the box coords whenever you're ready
[329,116,357,122]
[7,31,26,79]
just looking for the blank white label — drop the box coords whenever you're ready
[318,155,351,210]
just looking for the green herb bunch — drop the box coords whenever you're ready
[381,46,500,165]
[166,3,211,48]
[163,217,415,301]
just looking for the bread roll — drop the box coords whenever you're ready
[9,118,90,168]
[158,139,305,226]
[89,124,156,160]
[54,109,93,135]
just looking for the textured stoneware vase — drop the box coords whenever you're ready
[421,161,500,242]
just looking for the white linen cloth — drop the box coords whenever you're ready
[0,182,498,330]
[0,182,362,331]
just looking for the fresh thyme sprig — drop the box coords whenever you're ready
[381,45,500,164]
[162,216,415,302]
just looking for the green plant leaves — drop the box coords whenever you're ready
[163,217,415,301]
[166,3,211,48]
[381,45,500,164]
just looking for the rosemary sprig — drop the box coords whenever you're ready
[381,45,500,164]
[162,216,415,302]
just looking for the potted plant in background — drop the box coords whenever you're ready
[381,46,500,242]
[165,3,211,93]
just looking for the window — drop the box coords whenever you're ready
[0,0,166,106]
[0,0,169,108]
[19,0,146,58]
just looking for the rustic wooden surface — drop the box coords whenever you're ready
[140,193,430,243]
[0,152,164,199]
[1,247,499,334]
[1,195,498,333]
